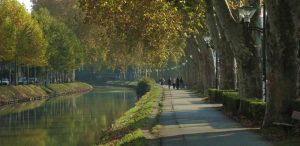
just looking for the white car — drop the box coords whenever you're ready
[1,78,10,85]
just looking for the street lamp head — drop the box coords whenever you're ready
[190,55,193,59]
[197,48,201,53]
[238,6,257,23]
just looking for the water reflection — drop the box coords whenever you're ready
[0,86,136,146]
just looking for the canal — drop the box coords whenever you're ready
[0,86,137,146]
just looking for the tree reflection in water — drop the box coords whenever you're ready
[0,86,136,146]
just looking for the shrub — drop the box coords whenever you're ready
[221,91,266,122]
[239,98,266,121]
[208,89,237,104]
[223,92,240,115]
[249,101,266,121]
[136,78,153,97]
[208,89,221,103]
[239,98,252,118]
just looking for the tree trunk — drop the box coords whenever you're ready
[0,62,3,84]
[9,62,12,85]
[219,43,235,89]
[263,0,299,126]
[34,67,37,85]
[205,0,235,90]
[50,71,53,83]
[211,0,261,98]
[27,66,29,85]
[71,69,75,82]
[14,59,17,86]
[184,34,215,93]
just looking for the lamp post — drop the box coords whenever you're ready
[238,4,267,101]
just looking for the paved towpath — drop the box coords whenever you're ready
[159,87,272,146]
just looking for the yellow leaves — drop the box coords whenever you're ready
[80,0,189,69]
[227,0,245,10]
[0,0,48,66]
[0,17,16,61]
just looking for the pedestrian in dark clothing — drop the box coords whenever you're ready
[173,78,176,89]
[179,77,184,89]
[160,78,165,85]
[176,77,180,90]
[167,77,172,89]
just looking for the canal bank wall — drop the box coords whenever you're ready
[0,82,93,106]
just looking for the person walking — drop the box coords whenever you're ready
[179,77,184,89]
[176,77,180,90]
[167,77,172,89]
[172,78,176,89]
[159,78,163,85]
[161,77,165,85]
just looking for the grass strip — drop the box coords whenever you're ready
[0,82,92,105]
[98,79,162,146]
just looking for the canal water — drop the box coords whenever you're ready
[0,86,137,146]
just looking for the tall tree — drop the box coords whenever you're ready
[78,0,186,70]
[31,0,115,72]
[32,8,84,81]
[263,0,300,126]
[17,18,48,67]
[205,0,236,90]
[0,0,47,84]
[209,0,261,98]
[0,17,16,61]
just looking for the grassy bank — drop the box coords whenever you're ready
[98,78,162,146]
[0,82,92,105]
[106,80,138,88]
[44,82,93,95]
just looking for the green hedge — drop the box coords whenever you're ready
[223,92,266,122]
[208,89,266,123]
[209,89,300,123]
[248,101,265,121]
[223,92,240,115]
[136,78,153,97]
[222,91,266,121]
[208,88,237,104]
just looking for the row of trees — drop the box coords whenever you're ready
[79,0,300,127]
[30,0,195,81]
[0,0,84,85]
[203,0,300,127]
[173,0,300,127]
[19,0,300,127]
